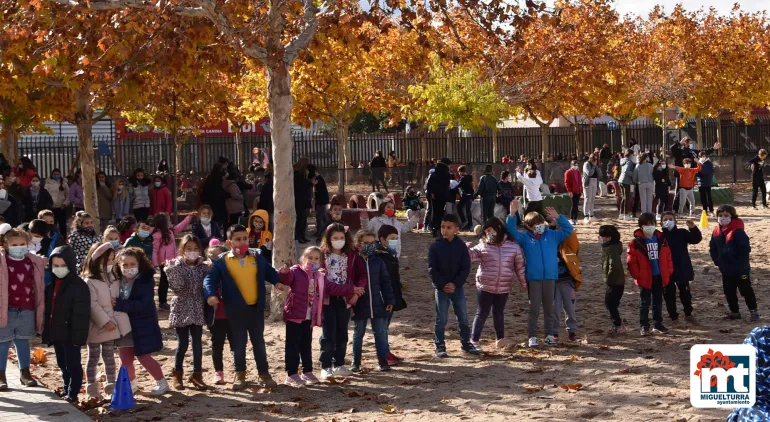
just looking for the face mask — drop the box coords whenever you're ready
[107,264,114,273]
[533,224,547,235]
[662,220,675,230]
[138,230,150,239]
[185,251,200,261]
[684,165,691,169]
[110,240,120,248]
[30,237,42,245]
[718,217,732,226]
[154,182,161,188]
[699,158,707,164]
[118,185,124,191]
[486,232,497,243]
[200,217,211,225]
[31,181,40,187]
[253,221,264,230]
[122,267,139,280]
[233,244,249,256]
[361,243,376,257]
[52,175,61,181]
[304,262,320,272]
[642,225,657,236]
[52,267,70,279]
[572,166,579,171]
[331,239,346,250]
[387,239,399,251]
[8,245,28,259]
[661,164,667,169]
[384,209,395,218]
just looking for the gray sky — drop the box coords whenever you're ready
[545,0,768,16]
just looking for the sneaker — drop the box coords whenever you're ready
[723,312,742,320]
[158,303,170,311]
[320,368,335,380]
[350,364,362,373]
[150,378,169,396]
[618,214,625,220]
[462,343,481,355]
[258,373,278,387]
[544,335,558,346]
[284,374,306,387]
[640,326,652,336]
[528,337,538,348]
[652,324,670,334]
[386,355,400,367]
[684,314,696,323]
[589,216,595,223]
[751,311,760,322]
[300,372,319,385]
[583,217,590,224]
[387,352,404,363]
[213,371,226,385]
[611,325,626,336]
[130,379,139,394]
[435,349,449,358]
[470,340,482,351]
[568,332,580,342]
[333,366,354,377]
[377,363,392,372]
[495,338,512,349]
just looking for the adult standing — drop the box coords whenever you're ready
[293,164,313,243]
[370,151,388,193]
[697,152,715,216]
[425,161,451,237]
[69,169,84,213]
[600,144,612,182]
[252,147,270,168]
[0,174,20,227]
[618,151,636,221]
[23,174,53,222]
[749,149,768,209]
[634,153,655,214]
[474,165,498,225]
[563,160,583,225]
[310,166,329,237]
[45,169,70,235]
[223,171,245,229]
[199,164,228,227]
[581,155,602,223]
[96,171,114,230]
[13,157,37,189]
[3,170,24,222]
[129,168,152,223]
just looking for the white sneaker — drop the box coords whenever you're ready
[528,337,538,348]
[131,379,139,394]
[544,335,558,346]
[618,214,625,220]
[470,340,482,351]
[333,366,354,377]
[589,216,594,222]
[583,217,590,224]
[149,378,169,396]
[320,368,335,380]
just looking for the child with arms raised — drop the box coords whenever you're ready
[151,212,194,311]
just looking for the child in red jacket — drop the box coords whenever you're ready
[626,212,673,336]
[563,160,583,224]
[150,176,172,217]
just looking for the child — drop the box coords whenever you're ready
[0,229,46,391]
[192,205,223,248]
[28,219,59,258]
[428,214,479,357]
[551,216,582,342]
[151,212,194,311]
[600,225,626,336]
[129,168,151,222]
[653,159,671,219]
[117,215,137,244]
[165,234,208,390]
[351,230,395,372]
[113,247,168,395]
[375,225,407,365]
[515,164,544,217]
[626,212,673,335]
[112,178,132,222]
[696,152,715,216]
[563,161,582,224]
[150,176,172,217]
[360,199,419,257]
[403,187,425,230]
[103,225,122,250]
[318,223,367,379]
[709,205,758,321]
[474,164,498,224]
[23,174,54,222]
[498,170,515,217]
[83,242,129,400]
[456,167,474,230]
[123,219,152,258]
[505,200,573,347]
[315,200,343,242]
[278,247,363,386]
[38,209,62,239]
[203,225,281,390]
[43,245,91,402]
[68,211,102,272]
[660,212,701,323]
[466,217,526,350]
[673,158,702,216]
[203,243,231,385]
[246,209,273,262]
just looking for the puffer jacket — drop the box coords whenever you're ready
[697,159,714,188]
[709,218,751,277]
[86,274,131,344]
[114,268,163,356]
[558,231,583,290]
[165,257,207,328]
[626,228,673,289]
[279,265,354,326]
[69,180,84,209]
[619,158,636,185]
[45,178,70,209]
[130,182,151,210]
[0,250,47,333]
[468,240,526,293]
[601,240,625,286]
[352,255,394,320]
[151,215,192,267]
[43,246,91,346]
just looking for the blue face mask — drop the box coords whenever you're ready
[8,245,28,259]
[52,175,61,181]
[387,239,399,252]
[362,243,376,257]
[154,182,161,188]
[110,240,121,248]
[138,230,150,239]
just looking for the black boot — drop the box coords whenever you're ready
[20,367,37,387]
[0,370,7,391]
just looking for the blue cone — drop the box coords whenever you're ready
[110,366,135,410]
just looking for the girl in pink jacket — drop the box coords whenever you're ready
[151,212,194,311]
[466,217,526,350]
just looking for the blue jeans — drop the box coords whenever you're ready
[0,338,31,371]
[229,305,269,373]
[352,317,389,365]
[434,286,471,350]
[174,325,203,372]
[53,343,83,401]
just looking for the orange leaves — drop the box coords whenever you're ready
[31,347,47,364]
[559,383,583,393]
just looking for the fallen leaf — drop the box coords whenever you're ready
[523,385,544,394]
[588,402,597,406]
[400,379,422,386]
[403,368,421,374]
[327,377,350,384]
[381,404,401,414]
[343,389,366,398]
[264,404,282,414]
[598,345,610,350]
[525,367,544,373]
[297,401,320,410]
[616,368,641,374]
[563,355,580,363]
[31,347,47,364]
[251,387,273,394]
[559,383,583,393]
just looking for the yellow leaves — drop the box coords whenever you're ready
[31,347,47,364]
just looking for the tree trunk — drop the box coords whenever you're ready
[175,139,183,173]
[2,130,18,165]
[74,87,100,231]
[695,113,703,148]
[235,130,244,171]
[491,129,498,163]
[540,124,549,161]
[620,121,628,150]
[335,121,349,195]
[574,123,582,157]
[716,117,722,154]
[266,62,296,320]
[419,128,427,163]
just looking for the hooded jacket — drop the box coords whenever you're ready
[619,158,636,185]
[353,254,395,320]
[626,229,673,289]
[151,215,192,267]
[42,246,91,345]
[247,209,273,261]
[661,224,701,282]
[124,232,153,259]
[0,249,47,333]
[634,161,655,185]
[601,239,625,287]
[709,218,751,277]
[86,271,131,344]
[130,178,151,210]
[505,214,574,282]
[582,161,603,187]
[375,244,406,311]
[474,173,499,198]
[279,265,354,326]
[114,268,163,356]
[165,257,207,328]
[468,240,527,294]
[558,231,583,290]
[361,214,417,257]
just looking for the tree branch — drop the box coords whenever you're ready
[284,0,319,64]
[49,0,148,9]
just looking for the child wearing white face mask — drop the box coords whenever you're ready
[165,235,208,390]
[192,205,223,248]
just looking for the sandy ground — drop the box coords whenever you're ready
[17,182,770,421]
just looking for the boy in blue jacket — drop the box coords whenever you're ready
[428,214,479,357]
[506,200,573,347]
[204,224,283,390]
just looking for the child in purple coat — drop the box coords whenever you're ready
[277,246,364,387]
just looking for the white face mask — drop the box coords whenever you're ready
[486,231,497,243]
[30,237,42,245]
[122,267,139,280]
[0,189,6,199]
[533,224,547,235]
[662,220,675,230]
[184,251,200,261]
[642,225,657,236]
[699,157,707,164]
[718,217,732,226]
[52,267,70,279]
[200,218,211,225]
[331,239,346,251]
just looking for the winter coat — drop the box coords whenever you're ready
[474,174,499,198]
[619,158,636,185]
[425,163,451,202]
[661,224,701,282]
[709,218,751,277]
[697,159,714,188]
[114,268,163,356]
[203,249,280,315]
[601,240,625,287]
[564,168,583,195]
[468,240,527,293]
[516,170,543,202]
[279,265,354,326]
[130,182,151,210]
[68,229,102,272]
[0,194,20,227]
[375,245,406,312]
[633,162,655,185]
[498,181,514,206]
[86,274,131,344]
[124,233,153,259]
[42,246,90,346]
[321,249,368,308]
[165,257,207,328]
[505,214,574,282]
[749,155,766,181]
[558,231,583,290]
[152,215,192,267]
[458,174,474,196]
[361,214,417,257]
[112,191,132,221]
[257,179,274,215]
[653,167,671,197]
[428,236,471,290]
[626,229,673,289]
[0,250,46,333]
[223,179,245,215]
[23,187,53,222]
[192,221,223,249]
[314,174,330,206]
[150,185,172,216]
[674,162,702,189]
[582,161,603,187]
[353,255,395,320]
[44,178,70,209]
[13,168,37,189]
[69,181,84,209]
[97,183,113,221]
[247,209,273,249]
[293,171,313,210]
